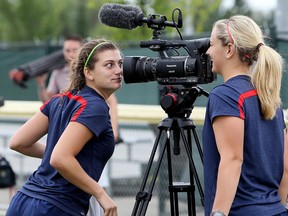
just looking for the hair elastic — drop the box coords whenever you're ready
[256,43,264,52]
[83,41,110,70]
[245,53,251,59]
[226,20,234,44]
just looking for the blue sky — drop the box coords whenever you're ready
[221,0,277,12]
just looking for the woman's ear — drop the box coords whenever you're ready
[226,43,235,58]
[84,68,94,81]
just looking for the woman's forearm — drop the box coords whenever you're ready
[212,158,242,215]
[10,141,46,158]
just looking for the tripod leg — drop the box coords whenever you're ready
[179,125,204,207]
[173,192,179,215]
[132,128,169,216]
[166,132,176,216]
[192,128,203,164]
[186,129,196,216]
[187,187,194,215]
[175,192,180,215]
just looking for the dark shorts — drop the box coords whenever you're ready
[275,210,288,216]
[6,191,71,216]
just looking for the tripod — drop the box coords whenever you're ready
[131,85,207,216]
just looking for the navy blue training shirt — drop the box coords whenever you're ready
[203,75,286,216]
[20,86,115,216]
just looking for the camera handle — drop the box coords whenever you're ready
[131,116,204,216]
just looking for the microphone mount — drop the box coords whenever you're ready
[144,14,170,31]
[142,9,182,31]
[139,8,182,42]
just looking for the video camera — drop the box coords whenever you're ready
[99,3,215,88]
[123,37,214,86]
[123,34,214,115]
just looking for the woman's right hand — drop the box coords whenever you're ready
[97,193,118,216]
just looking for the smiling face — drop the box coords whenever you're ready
[206,27,228,75]
[85,49,123,98]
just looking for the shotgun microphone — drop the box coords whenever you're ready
[98,3,144,30]
[98,3,182,30]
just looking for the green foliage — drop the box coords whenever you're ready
[0,0,276,43]
[0,0,74,41]
[188,0,223,32]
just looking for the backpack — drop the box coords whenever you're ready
[0,156,16,188]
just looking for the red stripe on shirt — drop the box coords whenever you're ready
[66,92,87,121]
[238,90,257,119]
[40,92,87,120]
[40,93,63,111]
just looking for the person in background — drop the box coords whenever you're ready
[6,38,122,216]
[35,35,83,102]
[203,15,288,216]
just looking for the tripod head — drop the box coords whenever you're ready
[159,84,209,118]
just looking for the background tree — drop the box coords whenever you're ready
[0,0,75,42]
[0,0,276,43]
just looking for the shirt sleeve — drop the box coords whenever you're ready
[40,100,51,116]
[208,86,242,122]
[72,99,111,138]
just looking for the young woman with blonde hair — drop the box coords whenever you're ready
[203,15,288,216]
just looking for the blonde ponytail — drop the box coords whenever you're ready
[251,45,283,119]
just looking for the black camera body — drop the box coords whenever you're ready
[123,37,215,87]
